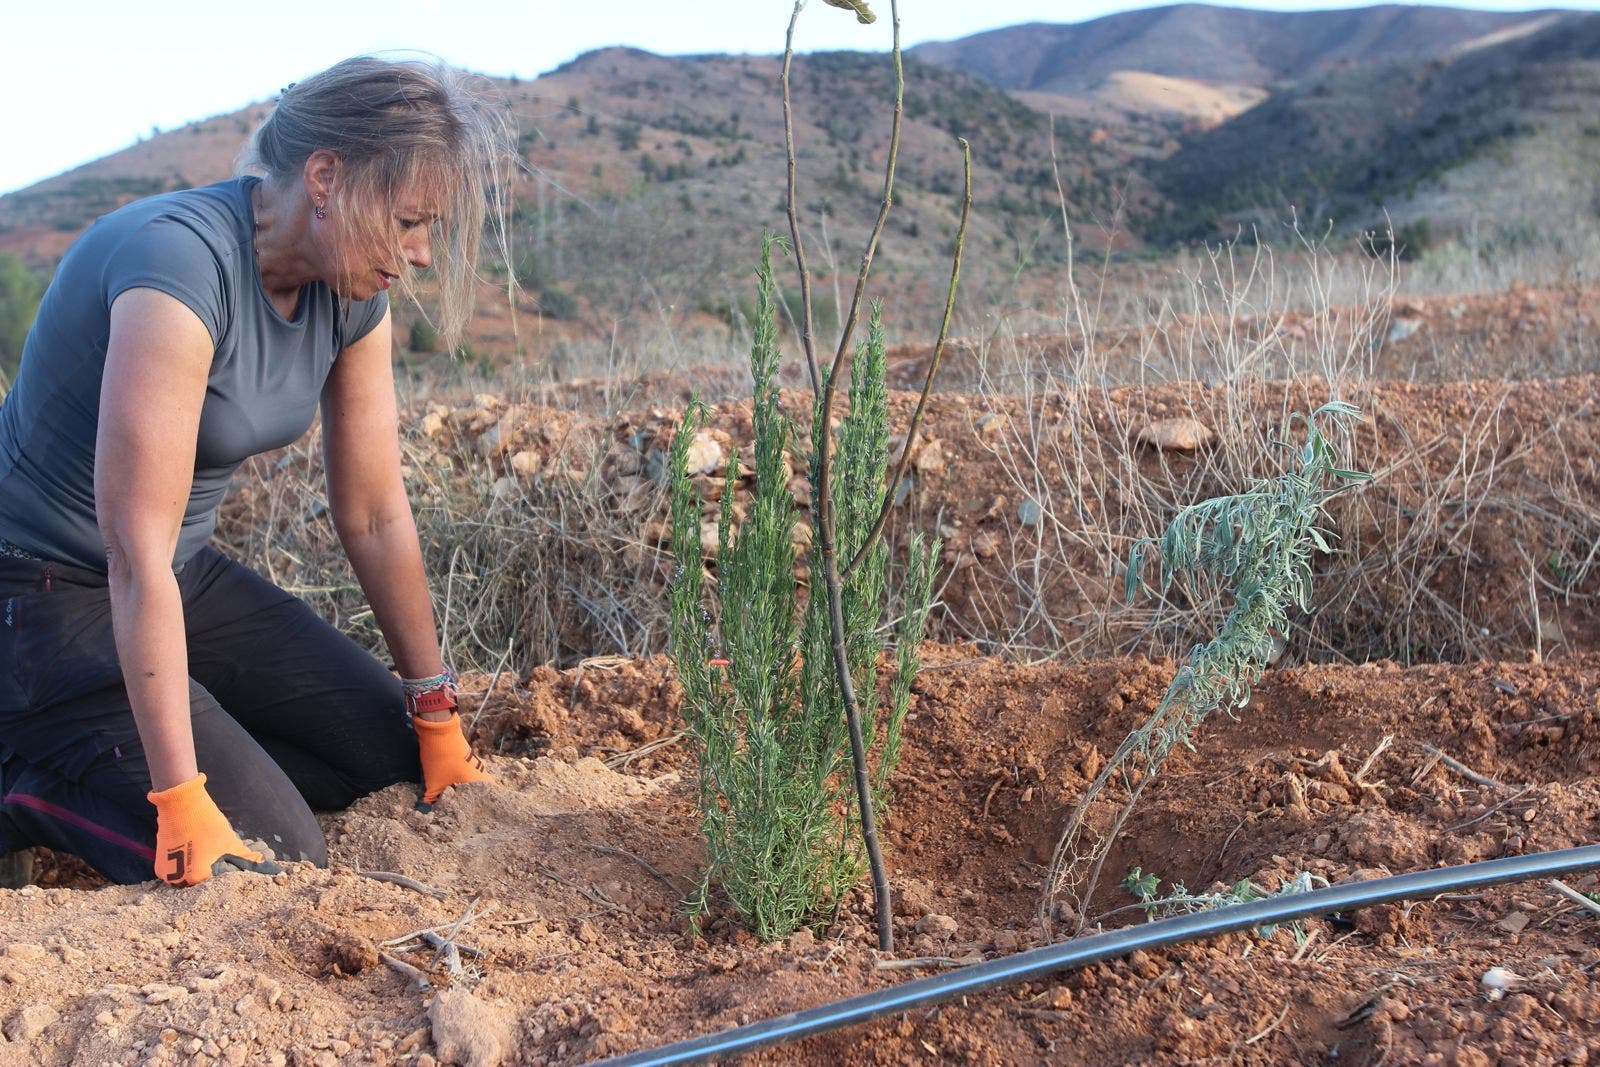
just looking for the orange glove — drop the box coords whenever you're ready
[147,773,277,886]
[414,704,493,808]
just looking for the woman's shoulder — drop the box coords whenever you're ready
[82,178,254,259]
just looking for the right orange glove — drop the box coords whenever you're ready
[147,773,276,886]
[414,710,493,807]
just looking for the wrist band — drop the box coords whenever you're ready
[402,667,457,716]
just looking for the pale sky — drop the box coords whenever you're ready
[2,0,1590,195]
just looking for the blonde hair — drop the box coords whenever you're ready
[240,56,514,350]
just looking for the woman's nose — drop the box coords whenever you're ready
[406,231,432,270]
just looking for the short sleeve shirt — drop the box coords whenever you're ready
[0,177,388,571]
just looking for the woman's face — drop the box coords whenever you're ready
[320,178,440,301]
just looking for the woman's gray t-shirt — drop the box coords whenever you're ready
[0,176,388,572]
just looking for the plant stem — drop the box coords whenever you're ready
[844,137,971,579]
[787,0,905,954]
[781,2,821,393]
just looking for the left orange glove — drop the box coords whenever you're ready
[414,697,493,807]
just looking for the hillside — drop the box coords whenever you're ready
[0,49,1133,347]
[908,4,1560,115]
[1147,11,1600,245]
[6,3,1600,343]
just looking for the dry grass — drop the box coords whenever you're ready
[212,232,1599,673]
[214,400,673,673]
[946,235,1599,665]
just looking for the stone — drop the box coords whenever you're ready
[429,988,513,1067]
[1134,418,1214,452]
[3,1003,58,1042]
[915,913,958,939]
[509,450,541,478]
[0,944,45,961]
[912,439,946,476]
[683,431,725,477]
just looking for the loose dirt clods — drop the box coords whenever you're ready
[0,645,1595,1064]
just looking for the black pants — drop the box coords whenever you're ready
[0,547,421,883]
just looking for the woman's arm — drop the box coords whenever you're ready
[98,288,271,885]
[95,288,214,791]
[320,309,447,706]
[323,309,491,806]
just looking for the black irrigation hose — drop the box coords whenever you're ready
[591,845,1600,1066]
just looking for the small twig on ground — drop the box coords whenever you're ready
[981,778,1005,820]
[1410,750,1443,787]
[590,843,686,895]
[875,955,976,971]
[1290,926,1321,963]
[1244,1002,1291,1046]
[380,952,432,990]
[602,729,687,771]
[431,899,493,969]
[1418,744,1516,792]
[1215,814,1248,864]
[358,870,448,899]
[422,930,487,958]
[1550,880,1600,918]
[1353,734,1394,783]
[1444,786,1535,833]
[1495,713,1572,731]
[532,863,623,912]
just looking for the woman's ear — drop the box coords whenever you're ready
[302,148,341,205]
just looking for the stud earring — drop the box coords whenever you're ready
[313,197,327,221]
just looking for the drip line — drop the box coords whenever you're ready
[592,845,1600,1066]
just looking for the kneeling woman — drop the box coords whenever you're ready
[0,57,503,886]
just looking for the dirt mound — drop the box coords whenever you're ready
[376,372,1600,664]
[3,649,1597,1065]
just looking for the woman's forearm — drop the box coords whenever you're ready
[336,503,444,683]
[105,554,197,792]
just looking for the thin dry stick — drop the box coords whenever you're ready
[380,952,431,989]
[1243,1002,1291,1047]
[469,637,515,733]
[844,136,972,579]
[1353,734,1394,783]
[1444,785,1535,833]
[1550,880,1600,918]
[1418,744,1516,792]
[781,2,821,393]
[358,870,448,899]
[590,843,685,895]
[785,0,906,956]
[431,899,492,969]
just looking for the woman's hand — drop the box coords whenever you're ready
[410,685,492,809]
[147,774,282,886]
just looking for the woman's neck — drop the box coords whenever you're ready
[250,178,319,315]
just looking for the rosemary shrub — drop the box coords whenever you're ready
[1045,401,1370,932]
[667,236,938,940]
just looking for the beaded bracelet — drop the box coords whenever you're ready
[402,667,457,717]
